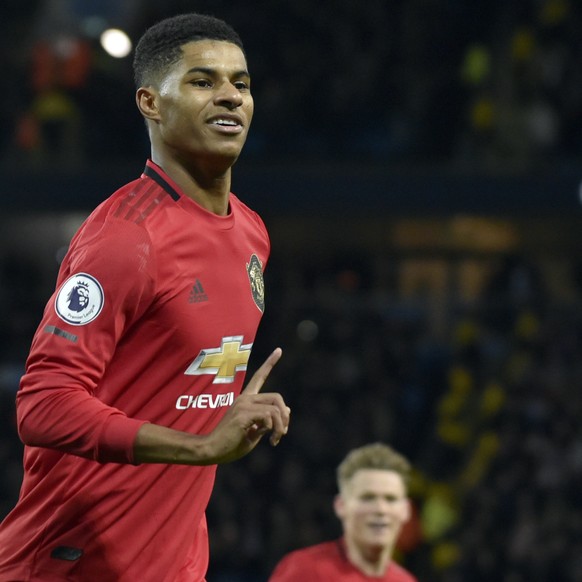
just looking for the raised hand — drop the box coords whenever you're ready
[134,348,290,466]
[204,347,291,463]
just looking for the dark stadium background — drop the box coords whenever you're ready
[1,1,581,580]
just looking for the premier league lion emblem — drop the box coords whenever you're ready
[246,254,265,313]
[55,273,104,325]
[67,282,90,312]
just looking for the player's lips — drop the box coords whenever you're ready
[207,114,244,133]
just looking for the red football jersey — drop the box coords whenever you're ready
[269,539,418,582]
[0,160,270,581]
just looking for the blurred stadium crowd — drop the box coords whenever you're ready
[1,0,582,169]
[1,1,582,581]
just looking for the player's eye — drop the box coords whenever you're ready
[191,79,212,88]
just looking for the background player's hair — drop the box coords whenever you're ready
[133,13,245,89]
[337,443,412,492]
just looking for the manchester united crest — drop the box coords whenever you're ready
[246,254,265,313]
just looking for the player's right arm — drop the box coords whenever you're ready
[16,217,156,464]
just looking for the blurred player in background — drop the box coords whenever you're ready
[0,12,290,581]
[269,443,417,582]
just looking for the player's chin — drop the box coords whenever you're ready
[211,138,247,159]
[365,536,393,552]
[364,529,393,545]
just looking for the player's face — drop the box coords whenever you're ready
[335,469,410,553]
[154,40,253,164]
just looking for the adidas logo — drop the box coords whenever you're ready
[188,279,209,303]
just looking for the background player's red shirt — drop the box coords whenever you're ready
[269,539,418,582]
[0,160,270,581]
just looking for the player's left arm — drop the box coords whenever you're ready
[133,347,290,465]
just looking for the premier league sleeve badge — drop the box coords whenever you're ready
[55,273,105,326]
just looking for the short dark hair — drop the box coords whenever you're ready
[133,13,244,88]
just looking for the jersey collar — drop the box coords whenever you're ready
[142,160,181,201]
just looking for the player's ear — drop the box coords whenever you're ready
[136,87,161,121]
[333,494,345,520]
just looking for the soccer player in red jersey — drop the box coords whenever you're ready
[0,13,290,582]
[269,444,418,582]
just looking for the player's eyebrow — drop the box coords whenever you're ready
[185,66,250,78]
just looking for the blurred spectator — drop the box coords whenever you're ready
[2,0,582,168]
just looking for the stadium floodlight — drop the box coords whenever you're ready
[100,28,132,58]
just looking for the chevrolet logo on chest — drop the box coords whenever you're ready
[184,336,252,383]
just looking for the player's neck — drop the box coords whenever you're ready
[346,539,393,577]
[152,153,232,216]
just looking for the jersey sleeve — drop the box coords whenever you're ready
[16,217,156,464]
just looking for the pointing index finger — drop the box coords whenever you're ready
[243,347,282,395]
